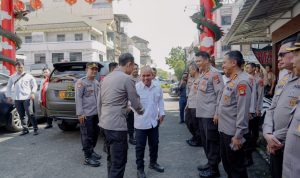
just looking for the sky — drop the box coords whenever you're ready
[113,0,200,71]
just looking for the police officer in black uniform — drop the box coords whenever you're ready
[75,62,102,167]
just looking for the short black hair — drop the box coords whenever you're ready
[195,51,210,60]
[265,64,272,68]
[15,61,24,66]
[281,35,297,46]
[109,62,118,72]
[134,63,139,67]
[118,53,134,66]
[246,62,256,69]
[152,67,157,72]
[42,67,50,72]
[225,50,244,68]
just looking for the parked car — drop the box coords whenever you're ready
[169,82,179,97]
[0,73,22,132]
[45,62,105,131]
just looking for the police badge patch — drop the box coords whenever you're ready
[237,84,247,96]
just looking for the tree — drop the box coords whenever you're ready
[165,47,186,80]
[157,68,169,80]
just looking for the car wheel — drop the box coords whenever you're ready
[57,121,77,131]
[5,108,22,132]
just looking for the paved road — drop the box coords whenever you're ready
[0,94,270,178]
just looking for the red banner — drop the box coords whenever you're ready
[252,46,272,65]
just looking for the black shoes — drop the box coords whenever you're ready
[44,125,53,129]
[137,169,146,178]
[20,129,29,136]
[197,163,210,171]
[91,152,101,160]
[199,168,220,178]
[33,129,39,135]
[149,163,164,173]
[84,157,101,167]
[179,121,185,124]
[129,136,137,145]
[186,139,202,147]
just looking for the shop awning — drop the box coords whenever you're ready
[223,0,299,45]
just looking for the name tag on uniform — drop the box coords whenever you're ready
[290,98,297,107]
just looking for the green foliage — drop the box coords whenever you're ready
[165,47,186,80]
[157,68,168,80]
[160,83,171,89]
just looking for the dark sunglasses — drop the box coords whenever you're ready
[278,52,292,58]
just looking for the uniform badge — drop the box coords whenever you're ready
[229,82,234,87]
[213,75,220,84]
[237,84,247,96]
[200,80,206,91]
[290,98,297,107]
[224,95,229,104]
[249,78,254,86]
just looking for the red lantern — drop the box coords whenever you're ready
[85,0,96,4]
[30,0,42,10]
[65,0,77,6]
[14,0,25,11]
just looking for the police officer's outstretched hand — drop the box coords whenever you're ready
[78,115,86,124]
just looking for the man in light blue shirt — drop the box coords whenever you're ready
[134,65,165,178]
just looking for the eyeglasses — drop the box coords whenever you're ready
[278,52,292,58]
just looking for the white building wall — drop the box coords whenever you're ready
[129,45,141,66]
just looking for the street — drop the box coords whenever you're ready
[0,94,271,178]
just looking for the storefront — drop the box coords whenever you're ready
[223,0,300,74]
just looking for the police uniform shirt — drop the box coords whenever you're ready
[282,96,300,178]
[263,73,300,142]
[187,77,199,109]
[248,74,257,114]
[6,72,37,100]
[75,77,99,117]
[218,71,252,138]
[255,74,264,112]
[196,66,224,118]
[98,68,143,131]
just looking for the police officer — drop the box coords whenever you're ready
[263,36,299,178]
[195,51,224,178]
[282,33,300,178]
[75,62,102,167]
[218,51,252,178]
[127,63,140,145]
[98,53,144,178]
[185,62,202,147]
[244,62,260,166]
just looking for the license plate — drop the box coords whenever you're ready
[59,91,75,99]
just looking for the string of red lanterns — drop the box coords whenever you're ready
[12,0,113,11]
[14,0,25,11]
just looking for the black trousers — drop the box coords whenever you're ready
[135,126,159,171]
[15,99,38,130]
[245,117,260,160]
[80,115,100,158]
[126,110,135,137]
[198,117,220,170]
[270,148,284,178]
[220,132,248,178]
[185,108,201,143]
[104,130,128,178]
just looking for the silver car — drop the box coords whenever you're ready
[46,62,104,131]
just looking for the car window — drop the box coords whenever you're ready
[50,65,86,82]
